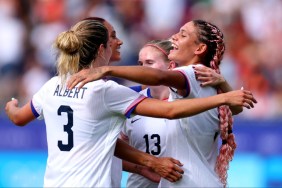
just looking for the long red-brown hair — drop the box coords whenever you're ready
[193,19,236,187]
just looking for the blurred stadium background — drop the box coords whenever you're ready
[0,0,281,187]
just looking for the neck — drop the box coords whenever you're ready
[183,56,202,66]
[149,86,169,100]
[92,58,106,68]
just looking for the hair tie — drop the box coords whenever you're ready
[145,44,168,56]
[222,140,227,145]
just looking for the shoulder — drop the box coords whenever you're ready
[139,88,149,97]
[173,65,194,72]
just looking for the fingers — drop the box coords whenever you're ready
[162,168,182,182]
[67,75,86,90]
[67,76,79,89]
[9,98,18,106]
[243,90,258,103]
[170,158,183,167]
[243,100,252,108]
[194,70,211,78]
[165,170,183,182]
[164,158,184,182]
[199,80,213,87]
[193,65,209,72]
[196,76,210,82]
[157,158,184,182]
[240,89,258,109]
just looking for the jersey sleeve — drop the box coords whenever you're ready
[31,78,53,120]
[171,65,201,99]
[120,120,129,142]
[103,81,146,118]
[129,85,142,92]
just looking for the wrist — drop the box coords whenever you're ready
[102,66,110,77]
[142,154,157,169]
[217,93,227,106]
[218,77,226,87]
[134,164,143,175]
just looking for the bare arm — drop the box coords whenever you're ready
[122,159,161,183]
[193,66,243,115]
[5,99,36,126]
[134,90,256,119]
[114,138,183,182]
[119,135,160,183]
[67,66,186,91]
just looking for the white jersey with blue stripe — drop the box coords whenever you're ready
[159,65,222,187]
[122,88,167,188]
[31,76,145,187]
[110,85,143,188]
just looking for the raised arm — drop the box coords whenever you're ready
[134,89,256,119]
[114,138,183,182]
[5,99,35,126]
[67,66,186,91]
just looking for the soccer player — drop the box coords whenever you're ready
[66,19,258,187]
[6,18,256,187]
[121,39,176,188]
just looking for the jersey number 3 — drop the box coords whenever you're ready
[57,105,74,151]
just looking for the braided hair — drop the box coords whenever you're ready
[193,19,236,187]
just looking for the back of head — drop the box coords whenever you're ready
[193,20,225,72]
[145,39,173,62]
[54,19,109,83]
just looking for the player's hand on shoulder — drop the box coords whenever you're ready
[67,67,107,89]
[193,66,225,87]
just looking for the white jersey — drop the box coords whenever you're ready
[111,147,123,188]
[123,88,167,188]
[31,76,146,187]
[110,85,143,188]
[159,65,223,187]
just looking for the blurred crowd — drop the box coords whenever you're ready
[0,0,282,119]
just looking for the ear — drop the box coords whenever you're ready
[168,61,178,70]
[194,43,207,55]
[98,44,105,56]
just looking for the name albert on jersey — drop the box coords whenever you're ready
[53,84,87,99]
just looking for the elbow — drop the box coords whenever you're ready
[10,116,27,127]
[165,108,180,120]
[13,120,27,127]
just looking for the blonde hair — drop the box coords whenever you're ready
[54,20,108,83]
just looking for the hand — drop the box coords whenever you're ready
[138,166,161,183]
[193,66,225,87]
[5,98,19,121]
[150,157,183,183]
[223,90,257,109]
[67,67,106,89]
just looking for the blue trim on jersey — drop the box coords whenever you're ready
[129,85,142,92]
[125,107,136,119]
[30,100,40,118]
[147,88,152,98]
[124,96,146,118]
